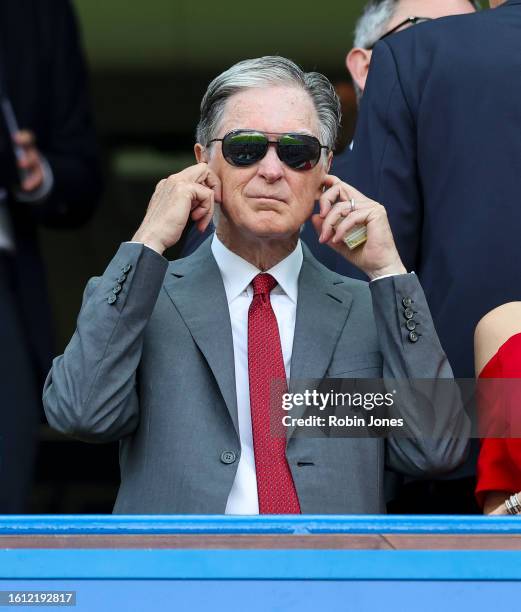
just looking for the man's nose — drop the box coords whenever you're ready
[257,144,284,182]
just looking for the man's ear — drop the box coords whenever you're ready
[194,143,207,163]
[326,151,333,174]
[346,47,373,93]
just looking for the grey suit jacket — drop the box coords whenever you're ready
[43,239,469,513]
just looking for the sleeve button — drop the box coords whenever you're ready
[112,284,122,294]
[406,319,417,331]
[402,297,413,308]
[403,307,414,320]
[107,294,117,305]
[122,264,132,274]
[408,330,419,343]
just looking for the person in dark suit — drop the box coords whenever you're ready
[43,57,469,515]
[0,0,102,512]
[180,0,477,273]
[348,0,521,512]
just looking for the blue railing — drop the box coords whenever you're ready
[1,515,521,582]
[0,514,520,535]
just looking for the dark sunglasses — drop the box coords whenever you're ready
[209,130,329,171]
[367,16,432,49]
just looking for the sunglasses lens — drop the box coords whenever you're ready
[277,134,321,170]
[219,131,323,170]
[222,132,268,166]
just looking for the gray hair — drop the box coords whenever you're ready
[354,0,480,49]
[196,56,341,153]
[352,0,480,99]
[354,0,397,50]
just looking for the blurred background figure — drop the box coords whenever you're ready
[349,0,521,512]
[305,0,479,272]
[0,0,101,512]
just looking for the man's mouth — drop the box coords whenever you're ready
[247,194,286,203]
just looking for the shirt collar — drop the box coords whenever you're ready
[211,233,303,304]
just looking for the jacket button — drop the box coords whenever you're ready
[122,264,132,274]
[402,297,413,308]
[406,319,416,331]
[220,451,237,464]
[107,294,117,305]
[112,284,122,294]
[408,331,419,343]
[403,307,414,320]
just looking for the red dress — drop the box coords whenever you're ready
[476,333,521,507]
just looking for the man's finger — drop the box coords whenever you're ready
[319,178,375,217]
[318,183,345,218]
[189,183,214,217]
[204,168,222,203]
[191,184,215,232]
[319,175,343,216]
[175,162,212,185]
[17,150,39,169]
[331,209,372,244]
[318,180,361,218]
[21,168,44,192]
[322,174,342,188]
[13,130,35,147]
[311,213,324,237]
[191,202,211,220]
[163,164,222,204]
[319,198,349,241]
[325,175,369,200]
[197,205,215,233]
[320,199,373,242]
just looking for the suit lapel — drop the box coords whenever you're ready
[287,247,353,438]
[162,239,239,437]
[162,240,354,441]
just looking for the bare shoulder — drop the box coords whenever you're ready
[474,303,521,376]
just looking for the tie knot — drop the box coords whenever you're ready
[252,273,278,297]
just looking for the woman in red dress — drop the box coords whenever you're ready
[475,303,521,515]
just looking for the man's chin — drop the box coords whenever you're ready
[242,215,299,241]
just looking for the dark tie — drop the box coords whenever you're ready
[248,273,301,514]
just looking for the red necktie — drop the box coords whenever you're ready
[248,273,301,514]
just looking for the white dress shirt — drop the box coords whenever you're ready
[211,233,303,515]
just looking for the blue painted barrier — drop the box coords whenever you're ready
[0,516,519,611]
[0,514,520,535]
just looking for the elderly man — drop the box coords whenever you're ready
[43,57,468,514]
[180,0,478,272]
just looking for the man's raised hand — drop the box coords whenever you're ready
[132,163,221,255]
[311,176,406,280]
